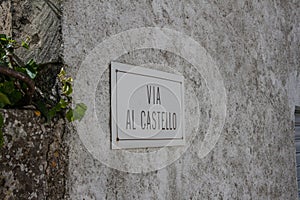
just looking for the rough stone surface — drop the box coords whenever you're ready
[0,109,68,200]
[0,1,68,199]
[12,0,62,64]
[0,0,12,36]
[64,0,300,199]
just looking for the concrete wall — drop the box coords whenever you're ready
[63,0,300,199]
[0,0,299,199]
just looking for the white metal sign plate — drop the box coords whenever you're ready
[111,62,185,149]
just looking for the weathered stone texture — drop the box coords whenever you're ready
[63,0,300,199]
[12,0,61,64]
[0,110,68,200]
[0,1,67,199]
[0,0,12,35]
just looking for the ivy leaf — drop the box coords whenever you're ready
[47,99,70,122]
[25,59,38,79]
[59,99,68,109]
[0,92,11,108]
[25,68,37,79]
[73,103,87,121]
[0,34,9,48]
[63,82,73,95]
[65,77,73,83]
[0,81,14,94]
[15,66,26,74]
[66,109,73,122]
[0,34,6,40]
[21,41,29,49]
[26,59,35,66]
[58,68,66,79]
[0,34,7,43]
[48,107,59,122]
[0,81,22,106]
[9,90,22,105]
[66,103,87,122]
[35,100,51,122]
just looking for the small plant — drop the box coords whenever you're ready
[0,34,86,147]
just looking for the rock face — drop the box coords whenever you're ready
[0,0,12,36]
[63,1,300,199]
[0,110,68,200]
[0,1,67,199]
[11,0,62,64]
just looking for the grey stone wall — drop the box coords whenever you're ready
[63,1,300,200]
[0,0,12,36]
[11,0,62,64]
[0,1,68,199]
[0,0,62,63]
[0,110,68,200]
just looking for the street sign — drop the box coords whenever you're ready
[111,62,185,149]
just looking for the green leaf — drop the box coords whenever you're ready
[8,39,16,44]
[0,37,7,42]
[21,41,29,49]
[58,68,66,79]
[35,100,51,122]
[47,99,70,122]
[26,59,37,69]
[66,109,73,122]
[0,81,22,106]
[0,34,7,40]
[0,92,11,107]
[73,103,87,121]
[48,107,58,121]
[0,34,8,47]
[25,59,38,79]
[9,90,22,105]
[66,77,73,82]
[0,81,14,94]
[67,103,87,122]
[59,99,68,109]
[25,68,37,79]
[15,67,26,74]
[64,83,73,95]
